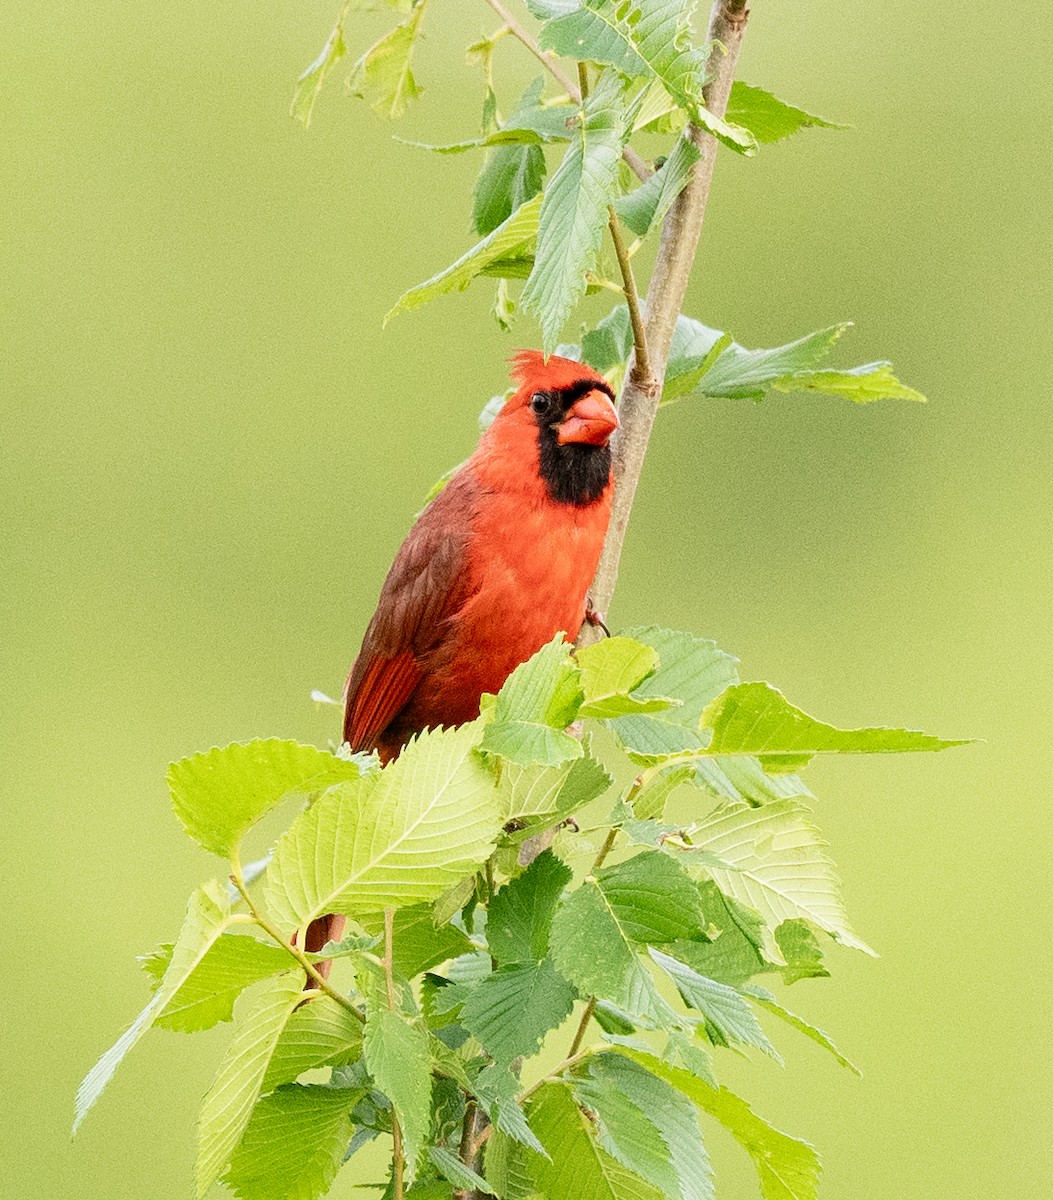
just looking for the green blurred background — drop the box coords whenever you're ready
[3,0,1051,1196]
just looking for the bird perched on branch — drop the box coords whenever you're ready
[303,351,619,964]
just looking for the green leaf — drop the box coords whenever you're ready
[690,755,811,808]
[347,0,429,120]
[76,881,246,1132]
[196,973,307,1197]
[701,681,971,770]
[526,1083,665,1200]
[775,362,927,404]
[521,72,631,352]
[550,880,669,1024]
[153,933,291,1033]
[499,753,612,828]
[668,880,768,987]
[597,851,705,944]
[613,134,702,237]
[572,1053,714,1200]
[536,0,755,155]
[429,1146,497,1195]
[549,857,693,1026]
[488,850,573,965]
[576,636,678,719]
[166,739,364,859]
[692,799,875,956]
[224,1083,360,1200]
[742,985,861,1075]
[359,904,473,978]
[608,627,739,758]
[386,192,542,322]
[473,144,547,236]
[631,765,691,821]
[263,995,365,1090]
[265,722,503,930]
[291,20,348,128]
[649,949,780,1060]
[471,80,553,236]
[461,958,576,1066]
[476,1064,548,1157]
[480,635,584,767]
[363,1008,433,1173]
[726,82,846,144]
[696,323,850,400]
[610,1049,821,1200]
[774,919,829,985]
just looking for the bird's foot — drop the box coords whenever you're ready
[585,602,610,637]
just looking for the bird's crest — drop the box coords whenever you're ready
[509,350,607,392]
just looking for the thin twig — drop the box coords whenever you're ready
[229,869,365,1022]
[384,908,406,1200]
[518,1048,596,1103]
[577,0,752,643]
[567,997,597,1057]
[479,0,650,182]
[593,827,619,870]
[607,211,650,378]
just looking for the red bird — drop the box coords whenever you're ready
[304,351,619,962]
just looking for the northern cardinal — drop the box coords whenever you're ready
[304,352,619,966]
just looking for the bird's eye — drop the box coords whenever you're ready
[530,392,548,414]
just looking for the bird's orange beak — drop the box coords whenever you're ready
[556,389,620,446]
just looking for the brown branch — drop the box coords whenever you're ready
[577,0,752,643]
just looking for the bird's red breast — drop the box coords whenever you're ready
[342,352,618,762]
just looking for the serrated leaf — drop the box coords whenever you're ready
[196,973,307,1197]
[364,1008,433,1173]
[609,627,739,758]
[429,1146,497,1195]
[224,1083,360,1200]
[265,723,503,930]
[610,1048,821,1200]
[473,144,547,237]
[153,933,291,1033]
[537,0,754,155]
[167,739,364,859]
[613,134,702,237]
[488,850,572,965]
[649,949,780,1060]
[461,958,576,1065]
[347,1,429,120]
[386,192,542,321]
[702,681,971,770]
[573,1052,714,1200]
[521,72,631,351]
[576,637,678,719]
[669,880,768,987]
[76,881,246,1132]
[476,1064,548,1157]
[774,919,829,984]
[776,362,927,403]
[726,82,846,143]
[359,904,473,978]
[697,323,850,400]
[291,21,347,128]
[692,799,875,956]
[631,764,691,821]
[499,753,612,831]
[742,985,860,1074]
[690,755,812,808]
[481,636,584,767]
[526,1083,665,1200]
[264,995,365,1090]
[549,864,685,1027]
[598,851,705,944]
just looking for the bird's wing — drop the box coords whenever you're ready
[342,478,476,752]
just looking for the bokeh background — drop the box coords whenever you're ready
[3,0,1051,1196]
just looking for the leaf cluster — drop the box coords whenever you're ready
[77,630,966,1200]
